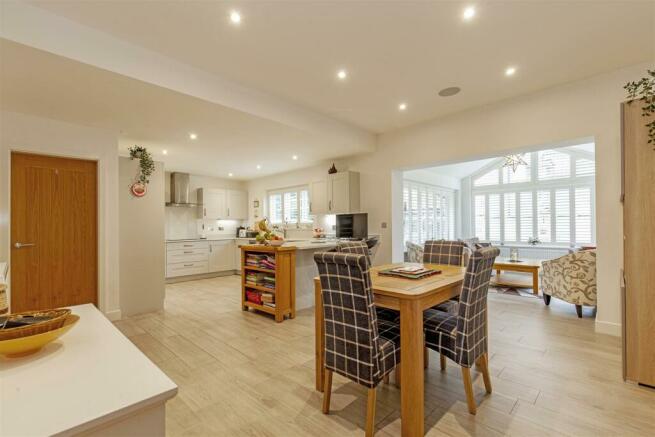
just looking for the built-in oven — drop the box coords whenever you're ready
[336,213,368,239]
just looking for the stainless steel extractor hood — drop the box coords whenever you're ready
[166,172,200,207]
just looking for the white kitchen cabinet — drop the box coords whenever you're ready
[198,188,227,219]
[310,179,329,214]
[226,190,248,219]
[208,240,235,272]
[310,171,360,215]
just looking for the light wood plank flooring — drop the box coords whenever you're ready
[114,275,655,436]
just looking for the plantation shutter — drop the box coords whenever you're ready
[555,189,571,243]
[488,194,501,241]
[575,187,593,243]
[575,158,595,177]
[519,191,533,242]
[503,192,517,242]
[538,150,570,180]
[537,190,551,242]
[474,194,486,240]
[403,181,454,245]
[269,193,283,224]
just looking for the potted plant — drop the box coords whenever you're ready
[128,146,155,197]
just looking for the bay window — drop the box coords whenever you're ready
[471,148,595,246]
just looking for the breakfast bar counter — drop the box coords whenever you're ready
[0,304,177,436]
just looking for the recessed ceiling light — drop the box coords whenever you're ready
[505,66,517,76]
[292,155,298,160]
[228,172,233,177]
[256,164,262,170]
[438,86,461,97]
[463,6,476,21]
[398,103,407,111]
[337,69,348,80]
[189,132,198,140]
[230,11,241,24]
[162,149,168,155]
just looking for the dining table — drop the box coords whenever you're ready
[314,262,466,437]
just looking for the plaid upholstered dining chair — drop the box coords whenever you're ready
[314,252,400,437]
[423,246,500,414]
[423,240,468,314]
[335,241,398,323]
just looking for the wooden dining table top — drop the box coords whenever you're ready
[368,263,466,299]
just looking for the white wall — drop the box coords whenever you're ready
[246,158,350,226]
[344,61,655,336]
[119,157,165,316]
[0,111,121,319]
[403,169,461,191]
[164,172,247,239]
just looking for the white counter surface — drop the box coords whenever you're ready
[0,304,177,436]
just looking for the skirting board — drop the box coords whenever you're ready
[104,309,122,322]
[595,319,621,337]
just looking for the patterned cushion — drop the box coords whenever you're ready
[423,240,467,266]
[542,250,597,306]
[376,307,400,322]
[424,247,500,367]
[314,252,399,388]
[433,299,459,315]
[377,319,401,375]
[424,309,458,360]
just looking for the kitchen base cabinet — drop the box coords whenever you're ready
[209,240,235,272]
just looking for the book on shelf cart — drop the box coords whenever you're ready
[240,245,296,323]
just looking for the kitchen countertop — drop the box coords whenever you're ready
[0,304,177,436]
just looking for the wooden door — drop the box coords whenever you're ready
[11,152,98,312]
[622,102,655,387]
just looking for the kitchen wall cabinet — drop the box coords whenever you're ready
[310,171,360,215]
[226,190,248,219]
[198,188,247,220]
[209,240,235,272]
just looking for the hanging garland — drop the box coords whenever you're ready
[128,146,155,197]
[624,69,655,148]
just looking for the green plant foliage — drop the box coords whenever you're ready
[624,69,655,148]
[128,146,155,184]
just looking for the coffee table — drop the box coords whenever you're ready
[491,257,543,295]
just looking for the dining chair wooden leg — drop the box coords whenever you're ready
[424,347,429,369]
[440,353,446,371]
[394,365,401,388]
[366,387,377,437]
[383,373,389,385]
[322,369,333,414]
[478,353,492,394]
[461,366,477,415]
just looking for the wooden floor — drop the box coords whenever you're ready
[114,275,655,436]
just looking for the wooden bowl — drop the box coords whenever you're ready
[0,314,79,358]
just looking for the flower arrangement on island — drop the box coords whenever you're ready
[254,219,284,246]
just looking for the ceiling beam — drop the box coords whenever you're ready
[0,1,375,151]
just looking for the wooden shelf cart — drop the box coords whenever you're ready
[240,245,296,322]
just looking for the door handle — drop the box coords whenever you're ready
[14,242,36,249]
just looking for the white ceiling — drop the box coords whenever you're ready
[0,40,367,179]
[29,0,655,133]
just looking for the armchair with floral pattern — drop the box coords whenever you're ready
[541,250,597,318]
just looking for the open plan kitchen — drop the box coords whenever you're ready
[165,170,378,314]
[3,4,655,436]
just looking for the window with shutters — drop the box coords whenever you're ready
[268,186,311,225]
[403,180,455,246]
[470,147,595,246]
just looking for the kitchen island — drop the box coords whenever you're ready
[280,240,337,310]
[0,304,177,436]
